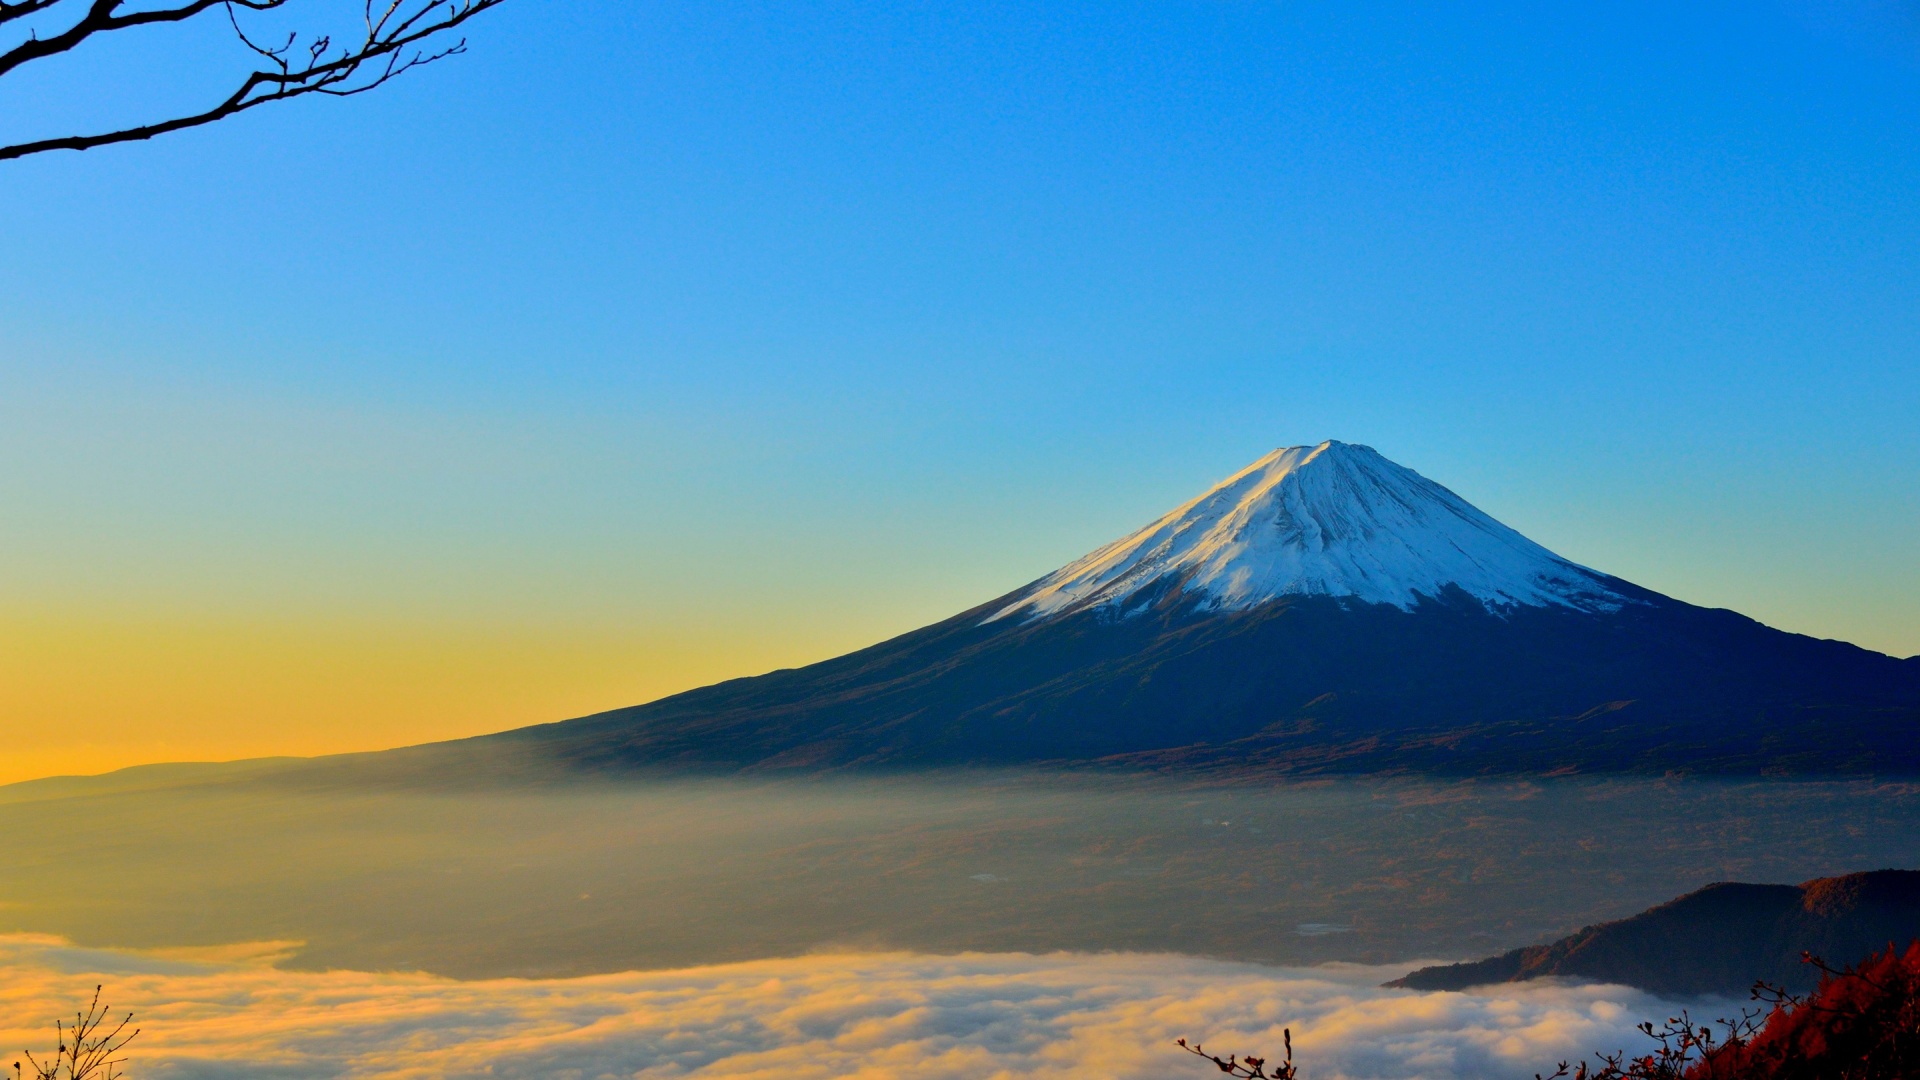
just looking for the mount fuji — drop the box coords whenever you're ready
[989,441,1627,622]
[467,441,1920,777]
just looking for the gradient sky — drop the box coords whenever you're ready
[2,1,1917,784]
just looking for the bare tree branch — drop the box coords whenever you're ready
[0,1,284,79]
[0,0,508,161]
[19,984,139,1080]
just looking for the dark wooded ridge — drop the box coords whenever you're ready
[1394,870,1920,997]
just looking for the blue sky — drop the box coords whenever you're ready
[1,0,1916,772]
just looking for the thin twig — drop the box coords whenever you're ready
[0,0,506,160]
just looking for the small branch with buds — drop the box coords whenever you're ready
[14,985,138,1080]
[1176,1029,1298,1079]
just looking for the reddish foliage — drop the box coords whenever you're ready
[1184,944,1920,1080]
[1688,943,1920,1079]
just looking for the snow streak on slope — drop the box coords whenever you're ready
[991,441,1627,623]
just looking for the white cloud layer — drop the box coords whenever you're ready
[1,934,1689,1080]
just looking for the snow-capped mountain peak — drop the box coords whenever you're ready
[989,441,1626,623]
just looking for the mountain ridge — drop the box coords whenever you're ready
[1389,869,1920,997]
[399,443,1920,779]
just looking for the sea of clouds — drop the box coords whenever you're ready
[0,933,1699,1079]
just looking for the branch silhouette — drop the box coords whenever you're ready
[0,0,508,160]
[13,984,137,1080]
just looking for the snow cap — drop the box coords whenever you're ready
[989,440,1625,623]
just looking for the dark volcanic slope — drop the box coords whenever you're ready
[472,579,1920,777]
[403,443,1920,781]
[1391,870,1920,997]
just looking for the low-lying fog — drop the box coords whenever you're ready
[0,935,1677,1080]
[3,769,1918,978]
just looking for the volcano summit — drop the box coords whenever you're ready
[992,441,1626,621]
[472,441,1920,777]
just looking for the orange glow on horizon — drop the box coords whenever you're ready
[0,611,841,787]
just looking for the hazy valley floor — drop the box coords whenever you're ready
[3,771,1920,978]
